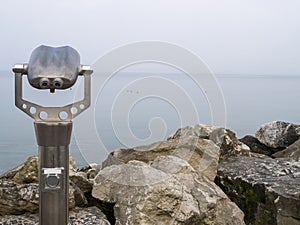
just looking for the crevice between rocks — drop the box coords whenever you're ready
[84,192,116,225]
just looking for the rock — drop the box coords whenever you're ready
[69,207,110,225]
[77,163,101,180]
[272,139,300,159]
[209,128,250,158]
[69,169,93,193]
[70,180,88,207]
[69,155,77,170]
[249,152,271,158]
[167,124,220,140]
[168,124,250,158]
[255,121,299,148]
[0,178,79,215]
[69,184,76,209]
[12,156,39,184]
[151,155,195,175]
[0,207,111,224]
[239,135,277,156]
[0,179,39,215]
[93,159,245,225]
[102,136,220,181]
[215,156,300,225]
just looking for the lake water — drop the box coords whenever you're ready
[1,70,300,173]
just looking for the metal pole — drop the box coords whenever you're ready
[35,122,72,225]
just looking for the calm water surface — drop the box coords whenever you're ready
[0,71,299,173]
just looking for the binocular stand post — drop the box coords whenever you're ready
[35,122,72,225]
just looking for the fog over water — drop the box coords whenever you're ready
[1,68,300,172]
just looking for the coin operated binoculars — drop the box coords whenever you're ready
[12,45,92,225]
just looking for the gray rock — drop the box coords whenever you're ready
[168,124,250,158]
[255,121,299,148]
[0,178,78,215]
[167,124,220,140]
[102,136,220,181]
[248,152,271,159]
[70,180,88,207]
[272,138,300,159]
[93,160,245,225]
[0,179,39,215]
[69,169,93,193]
[0,207,110,225]
[239,135,277,156]
[216,156,300,225]
[209,128,250,158]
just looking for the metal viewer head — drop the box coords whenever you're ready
[27,45,80,92]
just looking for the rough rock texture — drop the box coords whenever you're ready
[215,156,300,225]
[0,207,110,225]
[77,163,101,180]
[239,135,278,156]
[70,180,88,207]
[12,156,39,184]
[69,169,93,193]
[93,159,245,225]
[0,179,77,215]
[209,128,250,158]
[255,121,299,148]
[167,124,220,139]
[272,138,300,159]
[168,124,250,158]
[102,136,220,181]
[0,179,39,215]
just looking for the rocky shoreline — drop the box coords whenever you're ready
[0,121,299,225]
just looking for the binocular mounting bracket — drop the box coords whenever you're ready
[13,64,92,122]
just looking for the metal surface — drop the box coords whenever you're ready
[12,49,92,225]
[13,64,92,122]
[27,45,80,90]
[35,122,72,225]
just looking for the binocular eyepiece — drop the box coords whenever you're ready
[38,77,64,89]
[13,45,92,93]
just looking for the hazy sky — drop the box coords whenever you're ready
[0,0,300,75]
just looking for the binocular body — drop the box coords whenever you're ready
[27,45,80,90]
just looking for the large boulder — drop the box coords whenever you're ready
[168,124,250,158]
[255,121,299,148]
[0,207,110,225]
[102,136,220,181]
[215,156,300,225]
[93,159,245,225]
[239,135,277,156]
[272,139,300,159]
